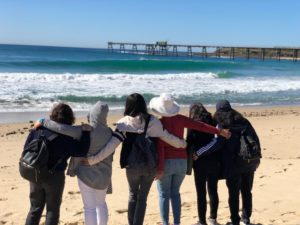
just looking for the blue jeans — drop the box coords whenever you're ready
[157,159,187,225]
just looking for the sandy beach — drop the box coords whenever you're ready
[1,105,300,225]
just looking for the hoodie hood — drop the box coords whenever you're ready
[88,101,108,128]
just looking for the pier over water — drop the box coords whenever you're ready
[108,42,300,62]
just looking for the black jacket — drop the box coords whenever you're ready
[195,119,260,178]
[24,127,90,171]
[186,125,221,175]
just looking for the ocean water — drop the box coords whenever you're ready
[1,44,300,113]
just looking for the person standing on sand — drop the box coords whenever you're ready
[193,100,261,225]
[37,94,185,225]
[186,103,222,225]
[35,101,125,225]
[149,94,231,225]
[24,103,91,225]
[115,93,188,225]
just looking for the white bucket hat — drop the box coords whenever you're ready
[149,93,180,117]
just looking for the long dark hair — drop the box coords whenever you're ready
[189,103,215,126]
[50,103,75,125]
[213,108,245,128]
[124,93,149,122]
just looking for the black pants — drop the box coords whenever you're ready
[126,168,155,225]
[240,171,255,224]
[25,171,65,225]
[193,165,220,224]
[226,171,254,225]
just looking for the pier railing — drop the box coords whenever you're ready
[107,42,300,62]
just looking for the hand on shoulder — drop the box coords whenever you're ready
[34,118,44,129]
[81,123,92,131]
[220,128,231,139]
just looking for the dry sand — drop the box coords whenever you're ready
[0,106,300,225]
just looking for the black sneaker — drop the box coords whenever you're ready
[225,222,240,225]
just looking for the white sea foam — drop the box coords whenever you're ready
[1,72,300,111]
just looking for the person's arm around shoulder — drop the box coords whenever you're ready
[193,136,226,160]
[86,130,126,165]
[36,118,83,140]
[178,114,231,139]
[147,116,187,148]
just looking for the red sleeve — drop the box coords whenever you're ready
[178,114,220,135]
[157,138,165,172]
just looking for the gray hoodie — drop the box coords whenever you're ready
[42,101,113,190]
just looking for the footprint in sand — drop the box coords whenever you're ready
[181,202,192,209]
[0,166,9,169]
[2,213,13,218]
[0,221,7,225]
[68,191,80,195]
[281,211,296,216]
[116,209,128,214]
[73,211,83,216]
[273,200,282,204]
[255,208,268,213]
[67,223,82,225]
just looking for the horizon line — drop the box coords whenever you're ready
[0,43,106,50]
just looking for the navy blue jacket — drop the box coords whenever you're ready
[195,119,260,178]
[24,127,90,171]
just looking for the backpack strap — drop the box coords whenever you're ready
[37,129,58,141]
[47,133,58,141]
[142,115,151,136]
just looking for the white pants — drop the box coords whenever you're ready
[78,178,108,225]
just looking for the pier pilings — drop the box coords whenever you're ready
[107,42,300,61]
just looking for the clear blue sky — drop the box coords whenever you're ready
[1,0,300,48]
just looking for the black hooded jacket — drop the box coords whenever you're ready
[194,118,260,178]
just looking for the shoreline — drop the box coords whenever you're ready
[1,104,300,124]
[0,108,124,124]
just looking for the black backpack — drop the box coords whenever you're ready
[126,115,157,170]
[239,122,262,162]
[19,130,60,183]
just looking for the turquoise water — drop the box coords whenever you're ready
[1,44,300,112]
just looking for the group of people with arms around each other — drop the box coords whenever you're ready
[21,92,261,225]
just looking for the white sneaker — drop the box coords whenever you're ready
[241,221,251,225]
